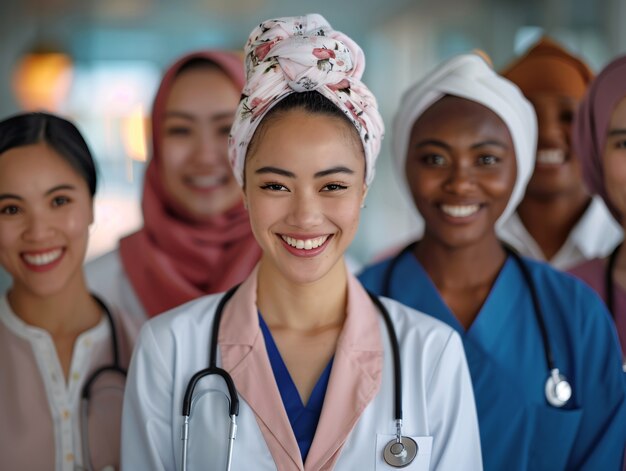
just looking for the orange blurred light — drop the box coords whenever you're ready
[12,52,73,111]
[122,105,148,162]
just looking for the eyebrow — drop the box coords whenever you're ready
[415,139,508,150]
[0,184,76,201]
[608,129,626,137]
[0,193,22,201]
[46,184,76,195]
[471,140,508,150]
[255,166,355,179]
[415,139,451,151]
[255,166,296,178]
[314,166,355,178]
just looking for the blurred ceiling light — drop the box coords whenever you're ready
[122,104,148,162]
[12,44,73,112]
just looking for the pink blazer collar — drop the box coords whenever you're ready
[219,263,383,470]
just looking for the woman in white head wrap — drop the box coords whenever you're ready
[121,14,482,471]
[360,53,626,471]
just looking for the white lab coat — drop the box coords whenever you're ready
[121,268,482,470]
[84,248,147,330]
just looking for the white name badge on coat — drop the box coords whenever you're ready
[375,434,432,470]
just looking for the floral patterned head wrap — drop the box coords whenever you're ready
[228,13,384,187]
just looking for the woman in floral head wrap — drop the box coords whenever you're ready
[121,14,481,471]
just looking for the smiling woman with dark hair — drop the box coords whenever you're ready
[0,112,135,470]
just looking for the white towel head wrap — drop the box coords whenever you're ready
[392,53,537,227]
[228,13,384,187]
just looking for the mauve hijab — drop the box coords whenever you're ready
[573,55,626,223]
[119,51,262,317]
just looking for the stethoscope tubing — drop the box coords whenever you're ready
[181,285,241,471]
[79,296,126,471]
[182,283,410,469]
[381,241,567,404]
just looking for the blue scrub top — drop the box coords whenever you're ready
[359,250,626,471]
[258,313,333,462]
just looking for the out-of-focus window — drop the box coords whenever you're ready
[64,60,160,259]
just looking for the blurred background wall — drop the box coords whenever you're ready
[1,0,625,287]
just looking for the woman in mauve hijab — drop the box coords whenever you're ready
[86,51,262,323]
[568,56,626,369]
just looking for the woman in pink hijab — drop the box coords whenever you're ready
[568,56,626,367]
[86,51,261,322]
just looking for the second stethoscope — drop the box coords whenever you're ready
[77,296,127,471]
[181,284,418,471]
[382,242,573,409]
[605,242,626,372]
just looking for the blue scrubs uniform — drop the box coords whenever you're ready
[359,251,626,470]
[259,314,333,462]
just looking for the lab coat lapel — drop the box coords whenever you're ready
[304,274,384,470]
[218,266,304,471]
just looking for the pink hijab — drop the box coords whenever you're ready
[573,55,626,223]
[119,51,262,317]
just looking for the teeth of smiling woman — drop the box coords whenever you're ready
[281,235,329,250]
[189,175,224,188]
[440,204,480,218]
[23,249,63,266]
[537,149,565,165]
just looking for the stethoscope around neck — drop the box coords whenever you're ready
[76,296,127,471]
[381,241,573,409]
[180,284,418,470]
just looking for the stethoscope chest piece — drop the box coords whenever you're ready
[545,368,571,408]
[383,436,418,468]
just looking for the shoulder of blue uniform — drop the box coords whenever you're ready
[358,255,397,292]
[516,254,614,338]
[377,294,457,339]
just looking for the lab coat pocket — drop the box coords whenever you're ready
[375,434,432,470]
[530,405,582,470]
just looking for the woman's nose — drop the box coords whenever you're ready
[22,212,55,242]
[443,162,475,194]
[285,192,324,229]
[194,132,223,165]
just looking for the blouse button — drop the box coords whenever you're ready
[65,452,74,462]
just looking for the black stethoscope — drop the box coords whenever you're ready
[181,284,418,470]
[77,296,127,471]
[381,242,573,409]
[605,242,626,371]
